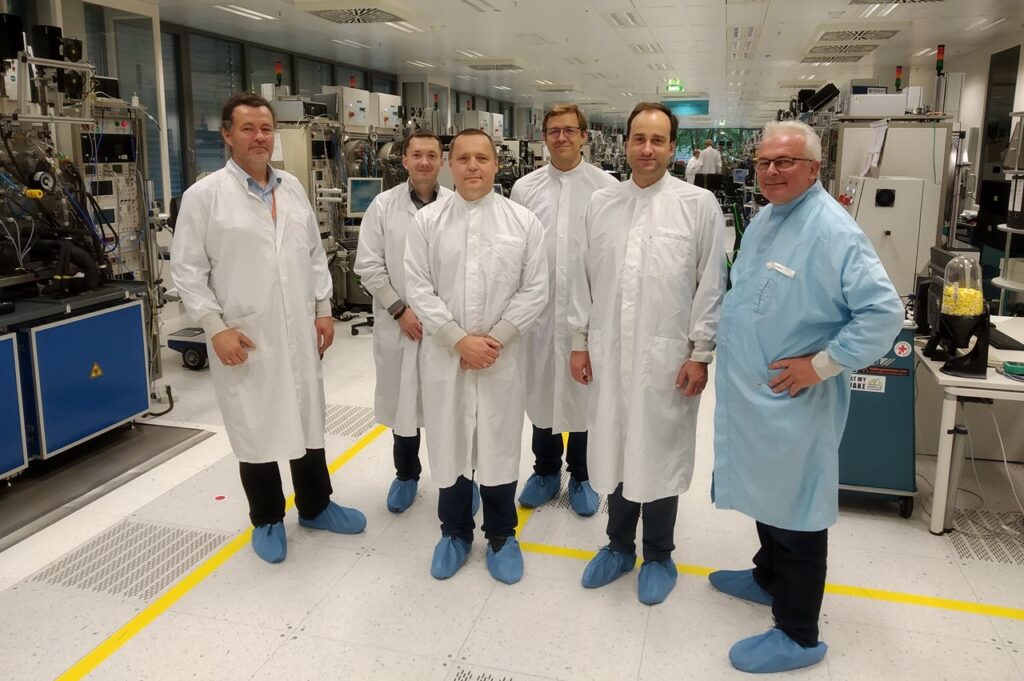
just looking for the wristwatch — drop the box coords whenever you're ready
[392,305,407,320]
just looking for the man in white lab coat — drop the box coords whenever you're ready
[710,121,903,673]
[510,104,617,516]
[405,129,548,585]
[569,102,726,605]
[701,139,723,175]
[354,130,454,514]
[171,92,365,565]
[685,148,702,184]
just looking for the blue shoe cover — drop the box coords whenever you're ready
[472,481,481,517]
[430,536,472,580]
[486,537,524,584]
[729,628,828,673]
[638,559,678,605]
[251,522,286,564]
[517,473,560,508]
[387,478,418,513]
[298,501,367,534]
[709,568,773,606]
[581,546,635,588]
[568,478,600,517]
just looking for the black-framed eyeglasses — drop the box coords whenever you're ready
[752,157,814,171]
[544,127,581,139]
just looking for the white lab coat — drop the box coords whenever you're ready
[568,174,726,502]
[510,161,618,432]
[701,146,723,174]
[685,156,702,184]
[354,182,453,437]
[171,163,332,464]
[404,192,548,488]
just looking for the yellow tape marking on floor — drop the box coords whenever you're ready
[519,538,1024,621]
[515,506,535,538]
[56,425,386,681]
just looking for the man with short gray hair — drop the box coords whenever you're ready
[709,120,903,673]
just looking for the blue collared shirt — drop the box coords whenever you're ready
[226,159,283,221]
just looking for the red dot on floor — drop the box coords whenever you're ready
[214,495,226,501]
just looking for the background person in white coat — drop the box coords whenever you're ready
[568,102,726,605]
[171,93,366,565]
[701,139,723,175]
[510,104,617,516]
[685,148,702,184]
[354,130,454,514]
[405,129,548,585]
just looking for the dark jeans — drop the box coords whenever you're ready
[238,448,333,527]
[438,475,517,544]
[393,430,422,481]
[606,483,679,562]
[531,425,588,481]
[752,521,828,647]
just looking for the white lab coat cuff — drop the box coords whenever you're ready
[489,319,520,347]
[200,312,228,338]
[691,340,715,364]
[571,331,588,352]
[315,298,333,318]
[437,321,468,350]
[811,350,843,380]
[373,284,402,311]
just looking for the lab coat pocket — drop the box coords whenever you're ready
[489,234,525,285]
[646,234,692,282]
[643,336,691,393]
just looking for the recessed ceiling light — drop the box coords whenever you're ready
[860,4,880,19]
[405,60,434,68]
[621,92,634,97]
[535,79,553,85]
[493,85,512,91]
[455,75,477,80]
[878,3,898,17]
[386,21,423,33]
[332,39,371,49]
[978,17,1006,31]
[456,49,485,58]
[214,4,276,20]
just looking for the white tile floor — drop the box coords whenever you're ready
[3,303,1024,681]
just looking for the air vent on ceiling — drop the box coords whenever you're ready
[536,83,580,93]
[517,32,554,45]
[588,72,608,79]
[458,58,528,71]
[603,11,645,28]
[461,0,502,11]
[295,1,411,23]
[818,29,900,41]
[802,55,865,63]
[563,57,595,65]
[809,44,878,54]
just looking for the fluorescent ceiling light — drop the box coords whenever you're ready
[493,85,511,90]
[214,4,276,20]
[535,79,552,85]
[621,92,634,96]
[455,75,477,80]
[456,49,485,58]
[386,21,423,33]
[978,17,1006,31]
[405,60,434,68]
[333,39,371,49]
[860,4,880,19]
[878,4,898,17]
[913,47,931,56]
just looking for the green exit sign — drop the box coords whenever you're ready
[666,80,684,93]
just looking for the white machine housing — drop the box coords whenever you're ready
[457,110,492,135]
[844,175,940,294]
[369,93,401,135]
[325,86,369,133]
[490,112,504,142]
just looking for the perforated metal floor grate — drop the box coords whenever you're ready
[325,404,377,438]
[547,472,609,515]
[30,519,230,601]
[947,509,1024,565]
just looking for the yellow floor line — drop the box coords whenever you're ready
[518,538,1024,621]
[56,425,386,681]
[514,506,535,538]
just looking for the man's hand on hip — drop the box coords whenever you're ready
[769,354,821,397]
[212,328,255,366]
[397,308,423,341]
[676,360,708,397]
[315,316,335,354]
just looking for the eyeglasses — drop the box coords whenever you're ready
[544,127,581,139]
[752,157,814,172]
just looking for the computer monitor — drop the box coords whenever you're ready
[493,184,503,195]
[347,177,383,218]
[733,168,749,184]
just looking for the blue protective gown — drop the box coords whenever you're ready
[713,181,904,532]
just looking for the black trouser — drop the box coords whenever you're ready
[752,521,828,647]
[606,483,679,562]
[238,448,333,527]
[438,475,517,545]
[531,425,588,481]
[393,430,422,481]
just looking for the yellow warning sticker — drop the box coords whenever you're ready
[90,362,103,379]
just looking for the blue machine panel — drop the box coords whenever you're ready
[0,333,27,478]
[21,301,149,458]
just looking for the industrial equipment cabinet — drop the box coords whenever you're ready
[838,326,918,517]
[0,332,27,480]
[16,300,150,459]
